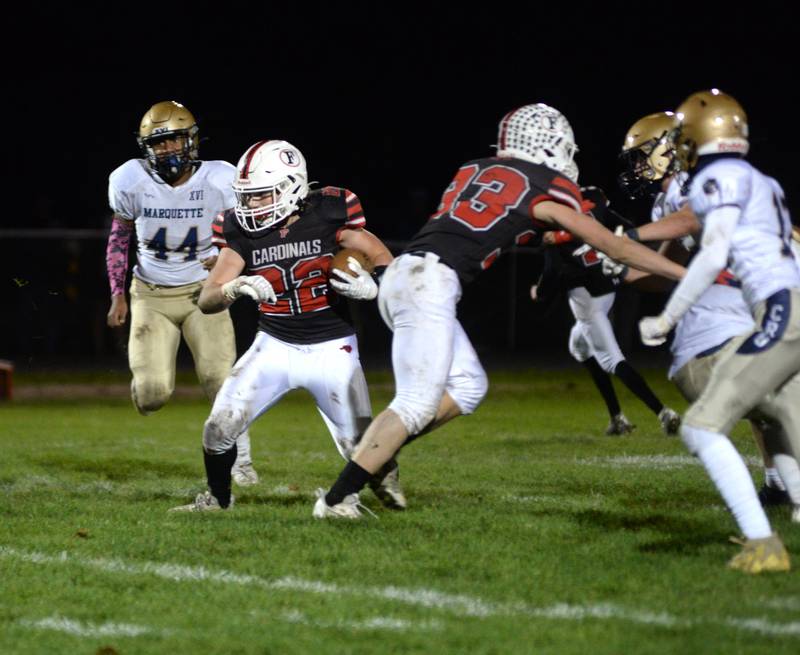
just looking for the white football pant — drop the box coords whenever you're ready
[378,252,488,435]
[203,331,371,457]
[567,288,624,373]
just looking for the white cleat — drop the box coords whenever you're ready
[368,461,407,510]
[232,462,260,487]
[169,490,234,513]
[606,413,635,436]
[312,488,364,519]
[792,505,800,524]
[658,407,681,436]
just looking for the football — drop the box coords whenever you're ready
[329,248,374,278]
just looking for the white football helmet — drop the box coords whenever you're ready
[496,104,579,182]
[233,140,309,234]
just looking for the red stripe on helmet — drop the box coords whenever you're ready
[498,107,521,151]
[240,140,271,180]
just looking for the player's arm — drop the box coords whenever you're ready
[106,214,134,327]
[198,247,246,313]
[629,206,700,243]
[532,201,686,281]
[639,206,739,345]
[337,228,393,267]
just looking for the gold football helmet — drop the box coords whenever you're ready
[618,111,676,198]
[136,101,199,182]
[673,89,749,170]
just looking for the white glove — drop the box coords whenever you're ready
[597,250,627,277]
[639,313,673,346]
[329,257,378,300]
[221,275,277,304]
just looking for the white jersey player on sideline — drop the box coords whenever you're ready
[105,100,257,486]
[639,90,800,574]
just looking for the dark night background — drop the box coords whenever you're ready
[1,4,797,371]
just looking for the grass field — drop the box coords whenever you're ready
[1,368,798,654]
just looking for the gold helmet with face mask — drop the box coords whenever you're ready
[137,101,200,183]
[672,89,749,171]
[618,111,676,198]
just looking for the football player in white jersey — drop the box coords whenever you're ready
[622,113,800,513]
[105,101,257,486]
[639,90,800,573]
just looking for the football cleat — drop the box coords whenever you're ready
[658,407,681,436]
[792,505,800,524]
[232,461,260,487]
[169,490,233,513]
[606,413,635,436]
[368,459,407,510]
[312,489,364,520]
[757,483,791,507]
[727,534,790,574]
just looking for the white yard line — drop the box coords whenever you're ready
[19,615,163,638]
[1,547,798,638]
[576,455,762,470]
[276,610,442,632]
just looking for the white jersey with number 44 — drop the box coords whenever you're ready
[108,159,236,286]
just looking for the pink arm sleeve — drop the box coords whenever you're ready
[106,217,133,296]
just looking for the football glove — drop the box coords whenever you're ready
[639,313,673,346]
[221,275,277,304]
[329,257,378,301]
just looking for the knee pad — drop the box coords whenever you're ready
[389,394,440,436]
[448,368,488,415]
[681,423,727,456]
[131,379,171,415]
[203,407,251,454]
[568,324,590,363]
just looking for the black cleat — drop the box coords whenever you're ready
[758,483,791,507]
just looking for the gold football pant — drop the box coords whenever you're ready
[128,277,236,414]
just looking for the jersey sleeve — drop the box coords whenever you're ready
[212,213,227,249]
[529,171,584,215]
[221,211,247,261]
[206,161,237,209]
[690,162,752,217]
[108,171,136,220]
[318,186,367,231]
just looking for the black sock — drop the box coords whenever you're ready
[582,357,620,418]
[613,361,664,415]
[203,444,237,508]
[326,460,373,506]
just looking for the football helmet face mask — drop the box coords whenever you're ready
[137,101,199,183]
[618,112,677,198]
[496,103,579,182]
[233,140,309,234]
[672,89,749,171]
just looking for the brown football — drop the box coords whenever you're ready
[329,248,374,278]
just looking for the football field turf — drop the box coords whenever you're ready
[1,368,798,654]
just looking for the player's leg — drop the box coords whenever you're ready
[127,279,181,415]
[172,332,292,511]
[681,298,800,571]
[306,335,406,510]
[315,253,459,517]
[182,303,258,486]
[583,291,679,435]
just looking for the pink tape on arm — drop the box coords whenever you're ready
[106,217,133,296]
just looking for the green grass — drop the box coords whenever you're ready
[1,368,798,654]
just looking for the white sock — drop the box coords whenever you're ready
[683,425,772,539]
[773,455,800,504]
[764,467,786,490]
[235,430,252,464]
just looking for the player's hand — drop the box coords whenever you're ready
[639,314,672,346]
[221,275,277,304]
[201,255,218,271]
[329,257,378,300]
[107,294,128,327]
[542,232,557,246]
[530,285,539,302]
[597,250,627,278]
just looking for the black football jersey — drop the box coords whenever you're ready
[218,187,366,344]
[404,157,585,285]
[542,187,622,298]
